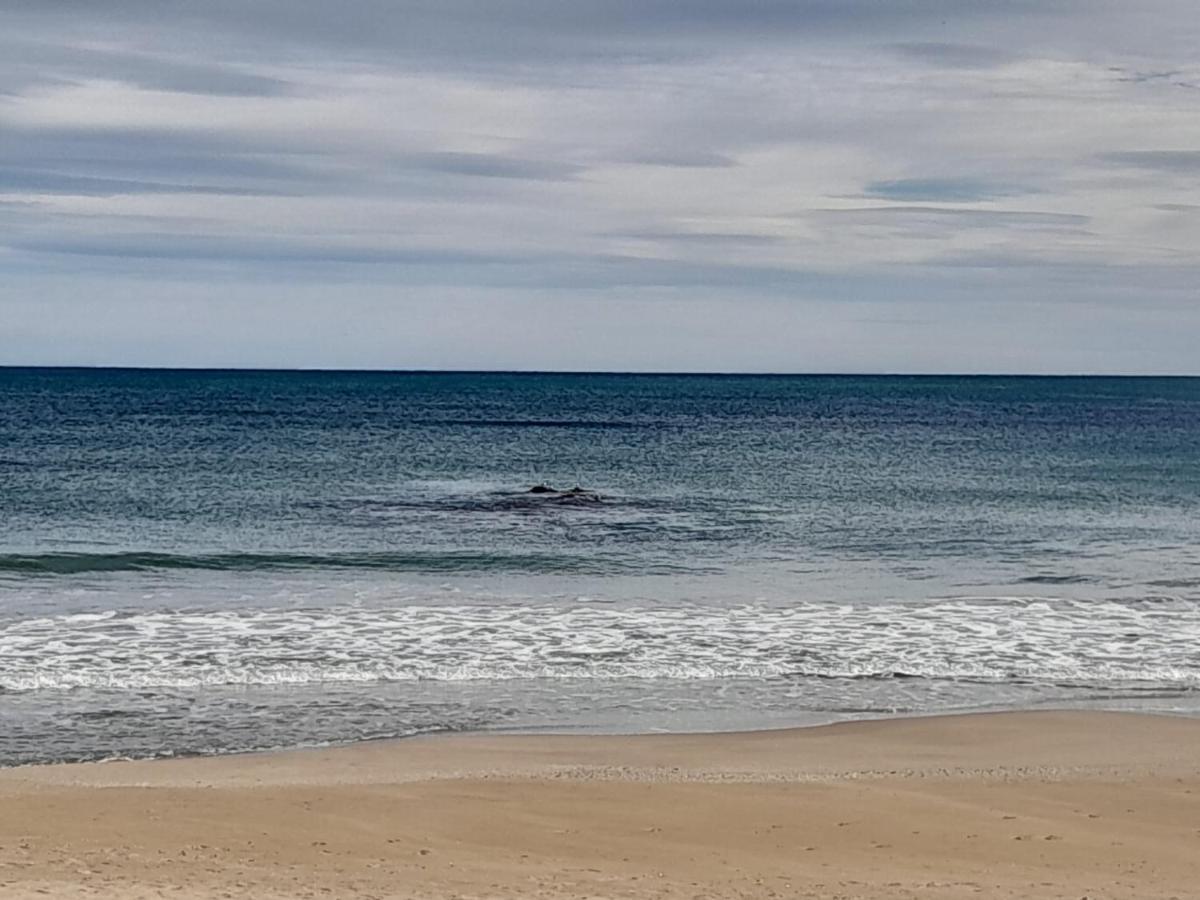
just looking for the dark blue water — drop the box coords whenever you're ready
[2,369,1199,764]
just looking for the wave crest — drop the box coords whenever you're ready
[3,598,1198,693]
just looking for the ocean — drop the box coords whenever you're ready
[1,368,1198,765]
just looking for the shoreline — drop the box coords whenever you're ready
[0,704,993,774]
[4,710,1200,898]
[9,697,1199,774]
[6,708,1200,787]
[3,706,1199,784]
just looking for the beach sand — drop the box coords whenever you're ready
[2,710,1198,899]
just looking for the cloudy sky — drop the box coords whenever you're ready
[2,1,1198,372]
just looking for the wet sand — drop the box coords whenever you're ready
[2,710,1199,898]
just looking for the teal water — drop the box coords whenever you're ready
[1,369,1198,764]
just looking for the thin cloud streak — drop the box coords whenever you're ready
[1097,151,1200,172]
[863,178,1040,203]
[0,169,295,197]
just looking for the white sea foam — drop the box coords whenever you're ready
[2,598,1198,693]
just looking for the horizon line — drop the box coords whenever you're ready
[1,365,1198,379]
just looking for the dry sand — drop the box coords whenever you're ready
[2,710,1198,899]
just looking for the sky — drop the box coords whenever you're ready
[2,1,1199,373]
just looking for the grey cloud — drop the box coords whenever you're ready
[1,131,581,195]
[4,1,1082,65]
[0,134,581,210]
[855,316,935,326]
[72,51,292,98]
[1110,67,1180,83]
[800,207,1092,247]
[0,126,306,162]
[6,229,838,293]
[9,234,516,266]
[0,39,294,97]
[1107,67,1199,89]
[1098,151,1200,172]
[887,42,1019,69]
[0,127,368,201]
[926,251,1101,269]
[611,230,784,246]
[488,252,1200,299]
[519,254,848,292]
[621,151,738,169]
[811,207,1088,228]
[0,128,328,182]
[401,152,585,181]
[6,1,1050,32]
[0,168,291,197]
[863,178,1038,202]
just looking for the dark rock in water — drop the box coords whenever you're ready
[525,484,602,502]
[555,486,602,503]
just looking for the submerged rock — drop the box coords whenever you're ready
[525,484,602,502]
[557,486,602,503]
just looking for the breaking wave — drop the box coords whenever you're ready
[4,597,1198,694]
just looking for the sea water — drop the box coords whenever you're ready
[1,369,1198,764]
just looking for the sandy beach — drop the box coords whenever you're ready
[1,710,1198,899]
